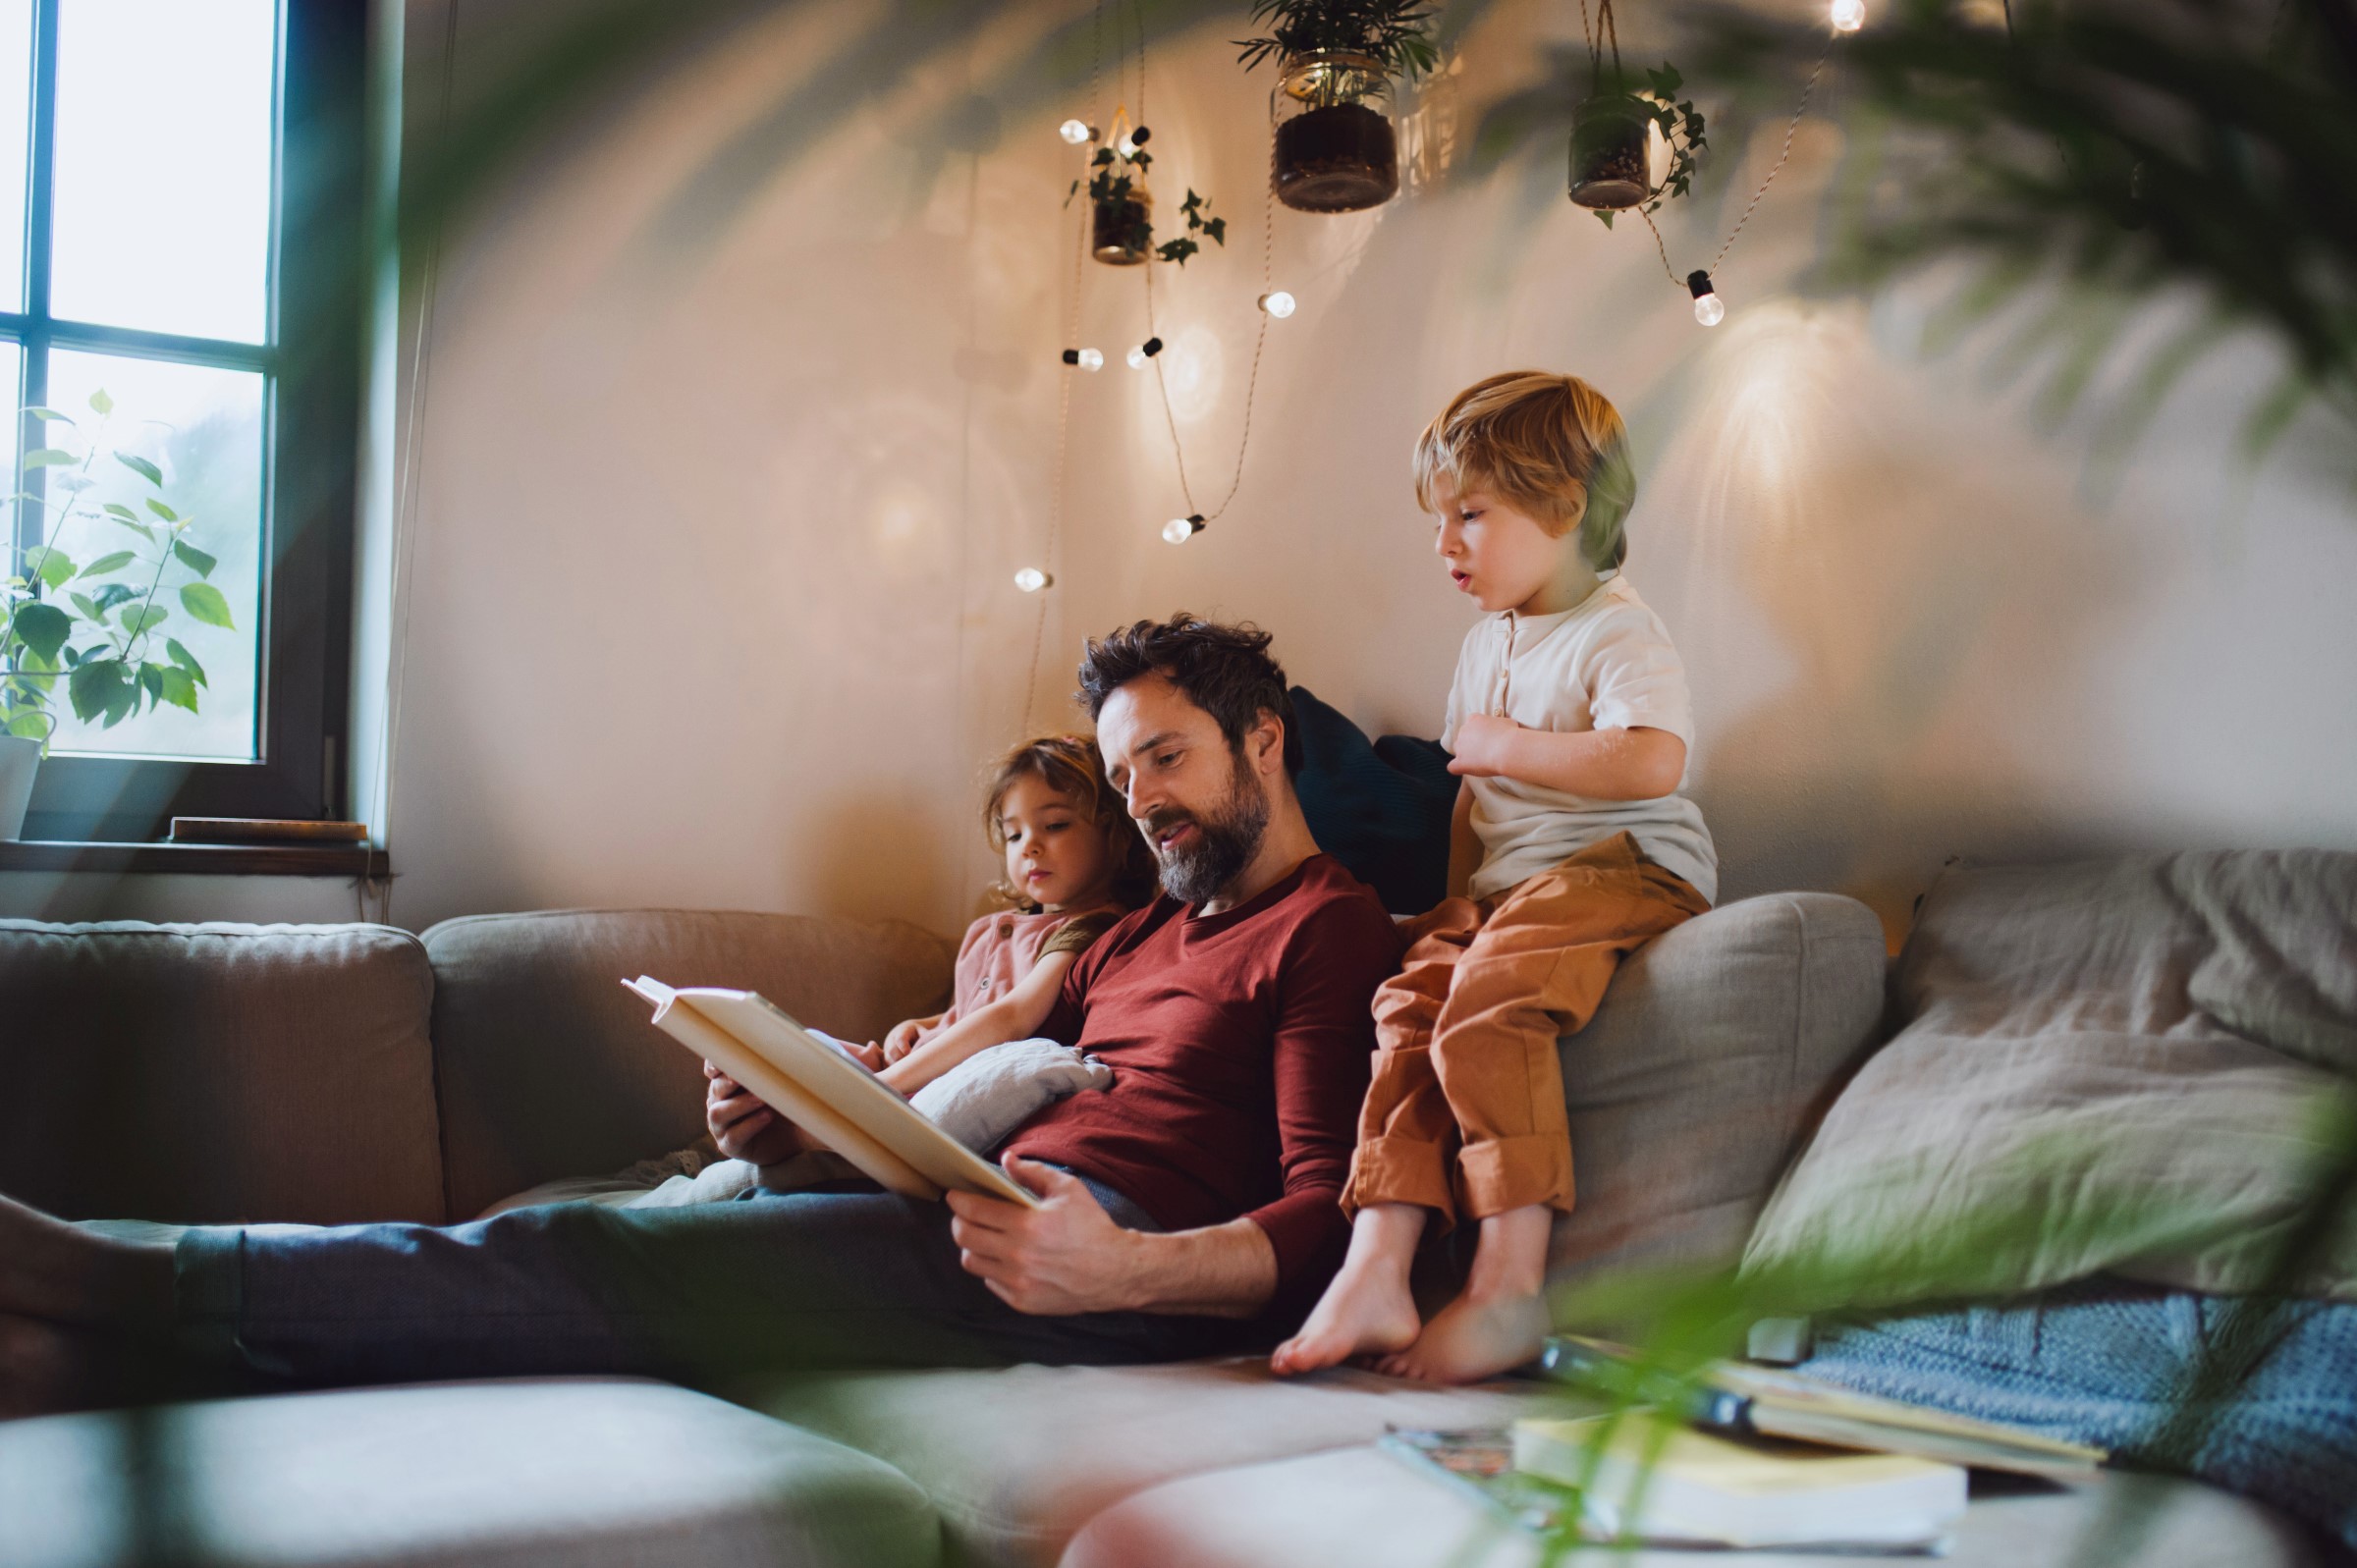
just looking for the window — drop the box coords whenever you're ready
[6,0,361,839]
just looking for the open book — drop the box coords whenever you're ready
[624,977,1042,1210]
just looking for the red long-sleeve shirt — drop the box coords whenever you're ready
[1006,853,1403,1319]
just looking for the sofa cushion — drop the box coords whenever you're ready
[0,1379,940,1568]
[423,908,952,1220]
[740,1357,1535,1568]
[1550,891,1887,1287]
[0,920,440,1225]
[1742,852,2357,1309]
[1057,1444,2323,1568]
[1288,685,1457,914]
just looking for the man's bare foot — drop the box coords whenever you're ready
[0,1191,174,1328]
[0,1313,130,1420]
[1271,1203,1425,1377]
[1375,1204,1552,1385]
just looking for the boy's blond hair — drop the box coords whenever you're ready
[1411,370,1636,571]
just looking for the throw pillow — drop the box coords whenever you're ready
[1288,685,1455,914]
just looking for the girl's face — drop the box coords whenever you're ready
[999,773,1119,912]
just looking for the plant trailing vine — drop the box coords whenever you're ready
[1233,0,1441,80]
[1066,128,1227,265]
[1614,62,1707,224]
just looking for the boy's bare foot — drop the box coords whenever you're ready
[1376,1204,1553,1385]
[1271,1204,1425,1377]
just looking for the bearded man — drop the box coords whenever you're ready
[0,614,1402,1412]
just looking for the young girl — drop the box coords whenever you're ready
[705,734,1155,1168]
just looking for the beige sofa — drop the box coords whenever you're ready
[0,896,2317,1568]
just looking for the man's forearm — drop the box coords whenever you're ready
[1119,1217,1280,1319]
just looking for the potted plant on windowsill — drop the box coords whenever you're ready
[1236,0,1440,213]
[0,389,235,840]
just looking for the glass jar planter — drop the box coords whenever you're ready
[1091,182,1153,265]
[1567,93,1652,210]
[1271,50,1398,213]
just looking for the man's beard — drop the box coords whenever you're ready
[1142,755,1271,906]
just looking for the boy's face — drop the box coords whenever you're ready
[1430,480,1592,617]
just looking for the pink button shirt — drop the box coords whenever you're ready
[933,901,1124,1033]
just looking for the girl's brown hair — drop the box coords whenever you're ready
[982,734,1157,911]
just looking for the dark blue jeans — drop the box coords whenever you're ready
[175,1176,1241,1390]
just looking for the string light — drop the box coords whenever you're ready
[1124,336,1164,369]
[1060,118,1095,144]
[1830,0,1865,31]
[1257,290,1296,318]
[1061,347,1104,371]
[1162,514,1205,544]
[1687,269,1725,327]
[1014,567,1053,592]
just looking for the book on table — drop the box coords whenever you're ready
[1511,1414,1969,1551]
[1541,1335,2106,1478]
[624,976,1042,1209]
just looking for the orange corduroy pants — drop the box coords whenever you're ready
[1343,831,1708,1229]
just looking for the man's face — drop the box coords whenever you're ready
[1096,673,1273,906]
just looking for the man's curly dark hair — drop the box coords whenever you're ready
[1075,613,1302,775]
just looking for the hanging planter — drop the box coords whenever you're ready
[1068,115,1226,267]
[1270,50,1398,213]
[1237,0,1438,215]
[1092,181,1154,264]
[1568,91,1653,210]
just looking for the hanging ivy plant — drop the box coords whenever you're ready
[1067,139,1227,266]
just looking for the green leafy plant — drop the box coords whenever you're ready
[1066,140,1227,266]
[0,389,232,745]
[1233,0,1442,80]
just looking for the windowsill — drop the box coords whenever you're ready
[0,838,384,878]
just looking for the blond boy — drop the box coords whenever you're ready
[1273,371,1717,1383]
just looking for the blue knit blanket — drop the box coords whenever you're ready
[1799,1283,2357,1551]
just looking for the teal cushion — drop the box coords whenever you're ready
[1288,685,1454,914]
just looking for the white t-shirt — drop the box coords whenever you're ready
[1442,576,1718,905]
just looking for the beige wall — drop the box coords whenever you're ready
[8,0,2350,937]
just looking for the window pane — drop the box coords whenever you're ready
[37,350,262,760]
[0,0,30,313]
[50,0,276,343]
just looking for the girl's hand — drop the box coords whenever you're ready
[1447,713,1522,779]
[882,1018,925,1063]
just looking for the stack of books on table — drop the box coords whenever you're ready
[1378,1336,2105,1554]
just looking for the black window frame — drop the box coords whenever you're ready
[10,0,362,841]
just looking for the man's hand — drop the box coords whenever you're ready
[703,1060,811,1166]
[946,1158,1141,1315]
[1448,713,1522,778]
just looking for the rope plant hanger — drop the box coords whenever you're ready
[1566,0,1860,325]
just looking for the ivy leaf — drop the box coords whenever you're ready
[115,453,163,487]
[1156,236,1199,266]
[11,602,70,663]
[121,604,169,638]
[25,406,72,423]
[87,388,113,415]
[1594,210,1617,229]
[25,545,73,589]
[179,581,235,628]
[145,497,178,521]
[157,666,197,712]
[1204,216,1228,244]
[78,550,137,578]
[24,447,77,467]
[166,637,207,687]
[171,539,216,577]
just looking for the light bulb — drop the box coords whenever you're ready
[1830,0,1864,30]
[1686,269,1724,327]
[1059,118,1093,145]
[1258,290,1296,318]
[1076,347,1103,371]
[1126,346,1149,369]
[1162,514,1204,544]
[1014,567,1052,592]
